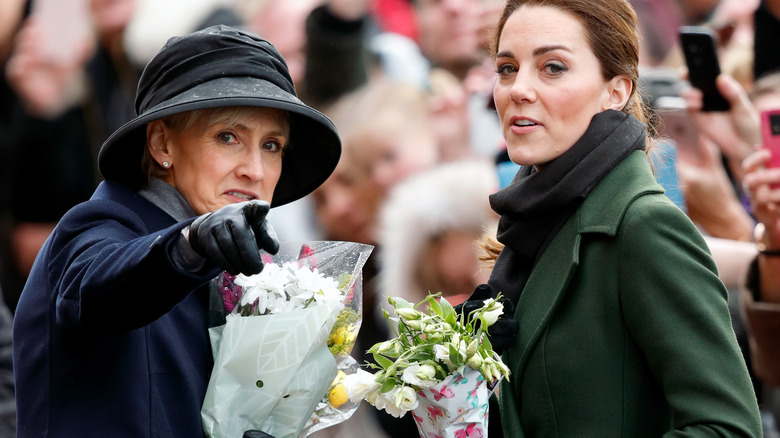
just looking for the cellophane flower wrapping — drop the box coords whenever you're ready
[411,365,493,438]
[201,241,373,438]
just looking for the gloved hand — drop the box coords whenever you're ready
[186,200,280,275]
[456,284,518,355]
[243,430,275,438]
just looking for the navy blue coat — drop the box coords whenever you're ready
[13,181,221,437]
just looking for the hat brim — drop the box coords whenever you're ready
[98,77,341,207]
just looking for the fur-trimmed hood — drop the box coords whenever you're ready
[377,160,499,305]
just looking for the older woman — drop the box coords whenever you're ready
[477,0,763,435]
[12,26,340,437]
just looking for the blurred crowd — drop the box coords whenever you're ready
[1,0,780,436]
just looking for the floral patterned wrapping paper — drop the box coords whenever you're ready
[412,366,493,438]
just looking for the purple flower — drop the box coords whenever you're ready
[220,272,242,313]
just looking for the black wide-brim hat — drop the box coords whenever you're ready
[98,25,341,207]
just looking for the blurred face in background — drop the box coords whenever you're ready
[242,0,318,86]
[311,154,381,245]
[349,121,439,195]
[418,229,490,302]
[415,0,484,80]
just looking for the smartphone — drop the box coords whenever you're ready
[32,0,91,63]
[654,96,705,164]
[679,26,730,112]
[761,108,780,169]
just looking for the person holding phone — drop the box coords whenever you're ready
[466,0,763,435]
[675,73,758,242]
[742,148,780,373]
[738,72,780,392]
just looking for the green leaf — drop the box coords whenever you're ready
[448,344,462,365]
[409,351,434,363]
[380,379,397,394]
[429,297,443,319]
[444,308,457,327]
[367,342,383,354]
[394,296,414,309]
[373,353,394,370]
[439,296,454,318]
[481,335,493,353]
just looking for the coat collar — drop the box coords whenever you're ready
[92,180,180,231]
[577,150,665,235]
[509,150,665,370]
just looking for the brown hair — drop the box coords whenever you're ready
[491,0,650,136]
[480,0,652,261]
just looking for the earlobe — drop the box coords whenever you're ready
[147,120,172,165]
[603,76,632,111]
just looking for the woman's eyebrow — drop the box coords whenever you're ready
[533,44,572,56]
[496,44,573,59]
[232,123,288,138]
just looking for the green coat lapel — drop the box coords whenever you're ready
[510,151,665,372]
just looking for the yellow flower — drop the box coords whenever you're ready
[328,383,349,408]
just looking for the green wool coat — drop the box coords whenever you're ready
[497,151,762,437]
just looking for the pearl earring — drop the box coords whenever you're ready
[162,161,170,168]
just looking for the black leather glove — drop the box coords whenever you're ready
[456,284,518,355]
[187,200,280,275]
[243,431,275,438]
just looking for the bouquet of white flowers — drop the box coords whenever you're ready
[343,293,510,438]
[201,241,373,438]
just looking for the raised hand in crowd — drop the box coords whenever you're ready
[742,147,780,302]
[680,73,760,182]
[675,133,755,241]
[5,17,94,118]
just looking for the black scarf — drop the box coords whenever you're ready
[487,110,647,304]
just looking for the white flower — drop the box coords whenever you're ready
[285,263,340,300]
[376,340,396,355]
[343,369,381,402]
[232,262,346,315]
[405,319,426,331]
[482,300,504,327]
[382,386,418,418]
[468,353,483,370]
[466,338,479,357]
[396,307,421,320]
[434,344,457,370]
[365,388,386,410]
[401,364,438,388]
[397,386,419,411]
